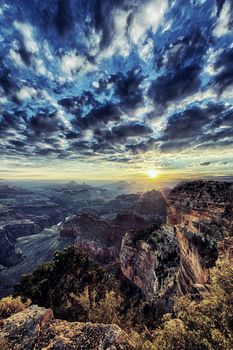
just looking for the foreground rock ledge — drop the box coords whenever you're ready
[0,305,134,350]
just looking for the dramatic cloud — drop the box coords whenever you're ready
[159,103,233,152]
[148,64,201,110]
[212,48,233,94]
[0,0,232,179]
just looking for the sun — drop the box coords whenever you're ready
[147,170,159,179]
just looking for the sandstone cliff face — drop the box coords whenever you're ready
[0,306,134,350]
[120,225,179,302]
[120,181,233,300]
[167,180,233,293]
[60,213,124,263]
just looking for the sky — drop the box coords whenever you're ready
[0,0,233,184]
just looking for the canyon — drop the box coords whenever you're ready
[0,180,232,349]
[0,180,232,301]
[0,182,166,296]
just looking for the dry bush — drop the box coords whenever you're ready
[0,296,31,319]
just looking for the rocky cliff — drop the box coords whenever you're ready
[120,224,179,302]
[167,180,233,293]
[131,189,167,222]
[61,213,149,263]
[0,305,134,350]
[120,180,233,300]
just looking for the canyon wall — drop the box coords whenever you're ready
[167,180,233,293]
[120,224,179,302]
[120,180,233,300]
[60,212,148,263]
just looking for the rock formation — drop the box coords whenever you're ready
[0,305,134,350]
[0,226,75,297]
[167,180,233,293]
[61,212,149,263]
[120,224,179,302]
[120,180,233,300]
[0,220,41,267]
[131,189,167,222]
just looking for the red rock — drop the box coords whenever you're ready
[167,180,233,293]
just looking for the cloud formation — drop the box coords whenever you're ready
[0,0,232,178]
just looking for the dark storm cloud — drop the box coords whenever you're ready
[59,91,100,116]
[110,68,144,109]
[69,140,91,151]
[29,112,63,136]
[93,122,152,145]
[92,68,144,110]
[126,137,156,154]
[0,108,72,158]
[212,48,233,94]
[148,64,201,109]
[159,103,233,152]
[32,0,75,38]
[16,41,32,67]
[68,139,116,156]
[0,0,232,165]
[75,103,122,129]
[210,108,233,128]
[161,103,225,142]
[125,102,233,155]
[0,111,26,137]
[200,162,211,166]
[149,31,210,110]
[65,131,81,139]
[10,139,27,148]
[55,0,73,36]
[111,122,152,138]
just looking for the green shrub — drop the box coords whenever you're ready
[151,260,233,350]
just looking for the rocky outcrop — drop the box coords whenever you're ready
[61,213,149,263]
[167,180,233,293]
[120,224,179,302]
[0,306,134,350]
[120,180,233,300]
[101,190,167,221]
[61,213,123,263]
[0,305,53,349]
[131,190,167,222]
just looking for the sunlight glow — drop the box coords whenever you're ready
[147,170,159,179]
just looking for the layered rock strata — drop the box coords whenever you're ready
[120,224,179,302]
[61,212,149,263]
[167,180,233,293]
